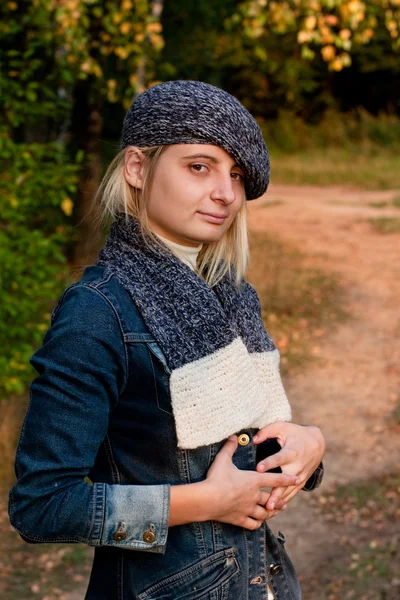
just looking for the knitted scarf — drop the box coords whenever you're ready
[97,214,291,449]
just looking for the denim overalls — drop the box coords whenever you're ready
[9,266,302,599]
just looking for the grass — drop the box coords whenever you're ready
[270,148,400,190]
[368,217,400,234]
[368,198,400,209]
[258,199,285,208]
[305,474,400,600]
[247,230,347,373]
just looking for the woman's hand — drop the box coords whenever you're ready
[254,422,325,511]
[203,435,300,530]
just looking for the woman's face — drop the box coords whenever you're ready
[141,144,246,247]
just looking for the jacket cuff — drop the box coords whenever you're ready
[96,483,170,554]
[302,462,324,492]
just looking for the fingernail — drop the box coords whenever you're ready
[269,502,275,510]
[295,477,301,485]
[258,463,266,472]
[253,434,259,442]
[228,435,237,441]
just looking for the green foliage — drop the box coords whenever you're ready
[0,0,164,399]
[261,108,400,153]
[0,132,81,397]
[159,1,400,119]
[0,0,163,131]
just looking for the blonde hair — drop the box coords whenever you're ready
[95,146,250,287]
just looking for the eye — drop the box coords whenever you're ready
[190,163,208,173]
[231,172,244,182]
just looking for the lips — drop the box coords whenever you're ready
[198,212,228,225]
[199,212,228,219]
[203,212,228,218]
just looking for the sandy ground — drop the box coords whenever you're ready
[248,184,400,587]
[67,184,400,598]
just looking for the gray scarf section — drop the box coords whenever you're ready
[96,214,276,371]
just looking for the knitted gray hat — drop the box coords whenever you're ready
[120,80,270,200]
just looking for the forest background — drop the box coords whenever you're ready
[1,1,400,598]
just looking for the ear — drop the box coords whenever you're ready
[124,146,146,189]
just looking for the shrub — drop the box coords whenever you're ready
[0,130,81,397]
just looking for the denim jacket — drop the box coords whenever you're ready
[9,266,302,599]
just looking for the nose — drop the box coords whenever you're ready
[210,174,236,205]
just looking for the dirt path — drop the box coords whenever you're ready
[248,185,400,587]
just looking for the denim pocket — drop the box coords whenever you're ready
[137,548,239,600]
[146,342,173,416]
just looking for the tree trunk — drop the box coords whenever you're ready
[72,84,105,273]
[135,0,165,96]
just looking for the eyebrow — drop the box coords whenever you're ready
[181,153,242,169]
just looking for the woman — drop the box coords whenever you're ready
[9,80,325,599]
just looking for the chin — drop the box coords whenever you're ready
[194,226,230,245]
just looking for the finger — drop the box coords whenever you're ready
[278,484,304,506]
[258,471,300,490]
[243,518,264,531]
[265,486,287,511]
[259,491,271,506]
[256,447,297,473]
[253,421,287,444]
[251,505,273,521]
[217,435,238,460]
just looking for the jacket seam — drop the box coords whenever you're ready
[79,283,129,395]
[104,434,121,484]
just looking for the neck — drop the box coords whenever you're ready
[155,233,203,271]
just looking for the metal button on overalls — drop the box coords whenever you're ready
[238,433,250,446]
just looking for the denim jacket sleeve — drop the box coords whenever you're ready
[8,284,170,554]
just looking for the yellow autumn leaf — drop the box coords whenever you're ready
[146,22,163,34]
[61,198,74,216]
[348,1,365,14]
[7,1,18,9]
[341,53,352,67]
[114,47,129,60]
[330,58,344,71]
[129,74,138,86]
[321,45,336,61]
[93,64,103,78]
[120,22,131,35]
[10,198,18,207]
[297,30,312,44]
[325,15,339,26]
[305,16,317,31]
[339,28,352,40]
